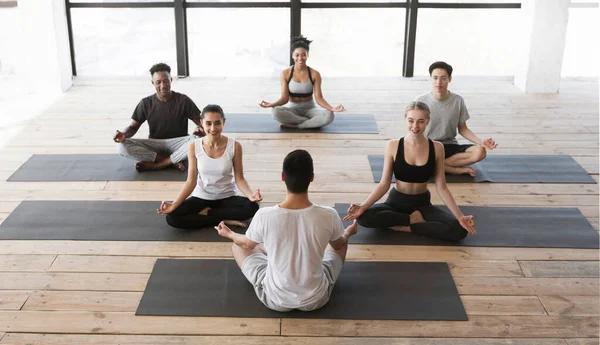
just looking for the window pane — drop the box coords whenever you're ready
[70,1,173,3]
[302,9,404,76]
[414,9,521,76]
[187,9,289,76]
[419,0,518,3]
[188,0,287,3]
[562,7,598,76]
[71,8,176,76]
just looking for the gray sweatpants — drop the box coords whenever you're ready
[272,101,334,129]
[116,135,195,164]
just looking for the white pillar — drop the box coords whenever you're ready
[17,0,73,94]
[514,0,570,93]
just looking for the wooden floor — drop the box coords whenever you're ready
[0,76,598,344]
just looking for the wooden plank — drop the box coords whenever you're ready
[0,311,280,335]
[461,296,546,316]
[0,334,573,345]
[0,241,597,261]
[0,255,56,272]
[0,291,31,310]
[22,291,142,312]
[0,181,107,191]
[564,339,600,345]
[455,277,599,296]
[539,296,600,316]
[0,272,149,291]
[48,255,159,273]
[519,261,599,278]
[281,316,598,337]
[0,202,19,213]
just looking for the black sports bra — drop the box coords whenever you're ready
[393,138,436,183]
[287,65,314,98]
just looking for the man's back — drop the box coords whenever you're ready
[245,204,344,308]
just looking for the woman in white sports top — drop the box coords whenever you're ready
[259,35,345,129]
[157,104,262,229]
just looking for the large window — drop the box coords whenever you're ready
[302,9,405,76]
[187,9,289,76]
[71,8,176,76]
[414,8,521,76]
[561,5,599,77]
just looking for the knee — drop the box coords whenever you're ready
[322,111,334,126]
[473,146,487,162]
[116,142,129,157]
[450,221,469,241]
[165,214,181,229]
[271,107,284,120]
[248,201,259,216]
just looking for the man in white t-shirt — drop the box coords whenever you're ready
[415,61,498,176]
[215,149,358,311]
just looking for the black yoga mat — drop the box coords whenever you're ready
[368,154,596,184]
[7,154,187,182]
[136,259,467,321]
[0,200,246,242]
[335,203,599,248]
[224,113,378,134]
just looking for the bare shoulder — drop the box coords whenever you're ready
[310,68,321,78]
[432,140,444,157]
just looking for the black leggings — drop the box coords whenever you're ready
[358,188,468,241]
[166,196,259,229]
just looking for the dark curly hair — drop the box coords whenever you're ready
[291,35,312,53]
[149,63,171,76]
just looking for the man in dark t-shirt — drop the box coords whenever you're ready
[113,63,204,172]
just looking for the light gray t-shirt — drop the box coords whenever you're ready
[414,91,470,145]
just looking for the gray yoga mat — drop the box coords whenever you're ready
[136,259,467,321]
[224,113,378,133]
[368,154,596,184]
[335,203,599,248]
[0,200,245,242]
[7,154,187,182]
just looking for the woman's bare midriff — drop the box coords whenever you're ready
[289,96,312,103]
[394,180,429,195]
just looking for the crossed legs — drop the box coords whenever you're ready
[444,145,487,176]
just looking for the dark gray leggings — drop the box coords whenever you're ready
[358,188,468,241]
[166,196,259,229]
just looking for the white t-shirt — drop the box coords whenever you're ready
[414,91,470,145]
[245,204,345,309]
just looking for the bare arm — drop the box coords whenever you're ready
[114,120,142,142]
[457,122,483,145]
[458,122,498,149]
[361,140,396,208]
[344,140,395,220]
[232,141,261,202]
[215,222,259,249]
[329,220,358,250]
[313,70,345,112]
[157,142,199,214]
[433,142,476,235]
[259,69,290,108]
[191,116,205,136]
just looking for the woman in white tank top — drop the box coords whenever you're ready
[157,104,262,229]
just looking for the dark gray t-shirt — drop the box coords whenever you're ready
[132,91,200,139]
[414,91,470,145]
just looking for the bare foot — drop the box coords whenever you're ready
[445,165,477,176]
[410,210,425,224]
[135,161,164,172]
[173,162,186,172]
[280,123,299,129]
[223,220,248,228]
[199,207,211,216]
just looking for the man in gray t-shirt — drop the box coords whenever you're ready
[415,61,498,176]
[113,63,204,172]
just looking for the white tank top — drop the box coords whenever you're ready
[191,137,238,200]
